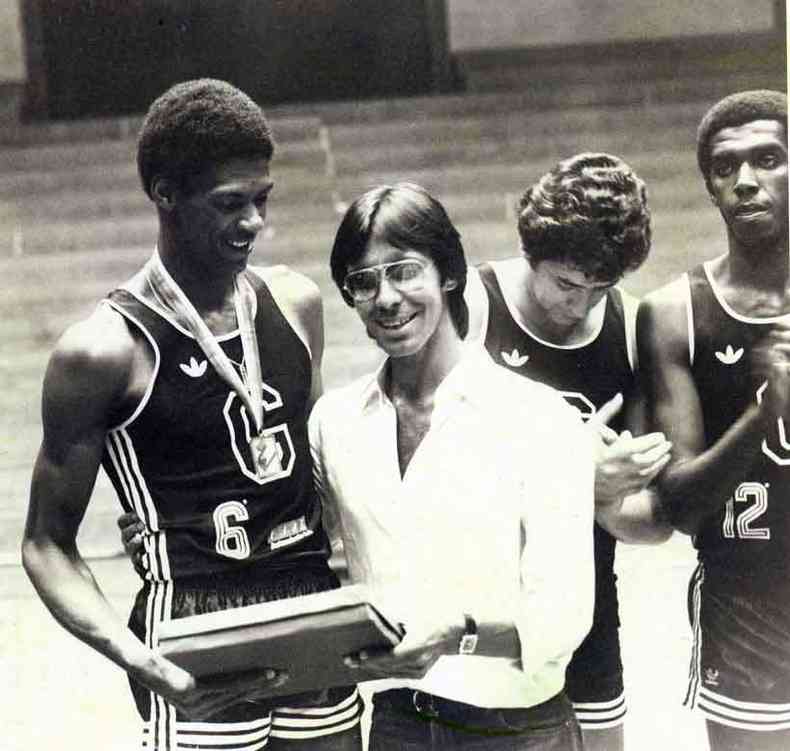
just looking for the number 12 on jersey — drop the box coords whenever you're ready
[722,481,770,540]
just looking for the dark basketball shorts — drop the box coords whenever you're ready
[685,562,790,732]
[564,612,625,730]
[129,563,363,750]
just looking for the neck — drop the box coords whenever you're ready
[158,230,237,315]
[387,319,464,404]
[726,232,790,294]
[517,262,593,344]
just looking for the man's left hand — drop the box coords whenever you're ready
[343,619,460,680]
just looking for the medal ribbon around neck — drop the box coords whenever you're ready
[145,251,264,434]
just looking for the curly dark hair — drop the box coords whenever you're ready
[137,78,274,199]
[517,152,651,283]
[330,182,469,338]
[696,89,787,190]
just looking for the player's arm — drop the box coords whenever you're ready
[591,289,673,543]
[255,264,325,408]
[637,282,774,536]
[23,310,279,717]
[22,312,185,686]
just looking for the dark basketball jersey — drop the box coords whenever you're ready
[687,262,790,583]
[101,269,329,582]
[479,262,636,660]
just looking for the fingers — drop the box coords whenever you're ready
[588,393,623,427]
[636,452,672,483]
[344,647,436,679]
[633,438,673,466]
[593,423,619,445]
[608,431,668,455]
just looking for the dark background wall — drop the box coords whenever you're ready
[36,0,437,119]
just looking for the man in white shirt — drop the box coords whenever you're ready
[311,182,596,749]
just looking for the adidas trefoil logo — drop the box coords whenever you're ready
[715,345,744,365]
[502,348,529,367]
[180,356,208,378]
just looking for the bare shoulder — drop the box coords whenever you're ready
[251,264,321,309]
[53,304,136,376]
[638,276,691,361]
[43,305,137,429]
[249,264,324,357]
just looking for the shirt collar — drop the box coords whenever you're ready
[358,343,496,415]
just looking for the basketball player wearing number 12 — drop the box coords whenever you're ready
[22,79,363,750]
[639,90,790,751]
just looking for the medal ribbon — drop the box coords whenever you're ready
[144,251,264,434]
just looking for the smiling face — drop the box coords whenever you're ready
[525,259,616,337]
[707,119,788,249]
[348,237,456,360]
[166,155,274,277]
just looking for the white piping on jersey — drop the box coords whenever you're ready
[104,427,170,580]
[102,299,161,431]
[620,289,639,374]
[703,259,790,325]
[683,272,695,367]
[118,285,246,342]
[489,259,608,350]
[572,690,627,729]
[145,579,176,749]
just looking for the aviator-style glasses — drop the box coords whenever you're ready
[343,259,427,303]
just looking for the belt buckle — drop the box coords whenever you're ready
[412,690,438,718]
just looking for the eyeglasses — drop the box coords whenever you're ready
[342,259,426,303]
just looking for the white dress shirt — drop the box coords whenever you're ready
[309,344,595,709]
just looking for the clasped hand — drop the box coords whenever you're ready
[587,393,672,507]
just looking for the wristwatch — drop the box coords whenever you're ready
[458,613,478,655]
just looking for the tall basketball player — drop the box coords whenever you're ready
[22,79,363,751]
[638,90,790,751]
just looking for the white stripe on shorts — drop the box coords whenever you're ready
[573,691,627,729]
[695,687,790,732]
[143,716,272,750]
[270,688,363,739]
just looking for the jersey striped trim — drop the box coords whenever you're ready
[703,259,790,325]
[488,259,608,350]
[102,299,161,431]
[142,580,176,750]
[684,562,705,710]
[682,272,695,367]
[684,563,790,731]
[270,688,363,739]
[618,287,639,373]
[104,426,170,581]
[143,716,272,750]
[573,691,627,729]
[694,688,790,732]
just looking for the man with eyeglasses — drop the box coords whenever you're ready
[312,181,595,750]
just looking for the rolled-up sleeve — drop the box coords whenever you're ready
[513,401,596,676]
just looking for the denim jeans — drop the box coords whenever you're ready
[368,689,583,750]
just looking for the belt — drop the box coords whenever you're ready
[374,688,572,734]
